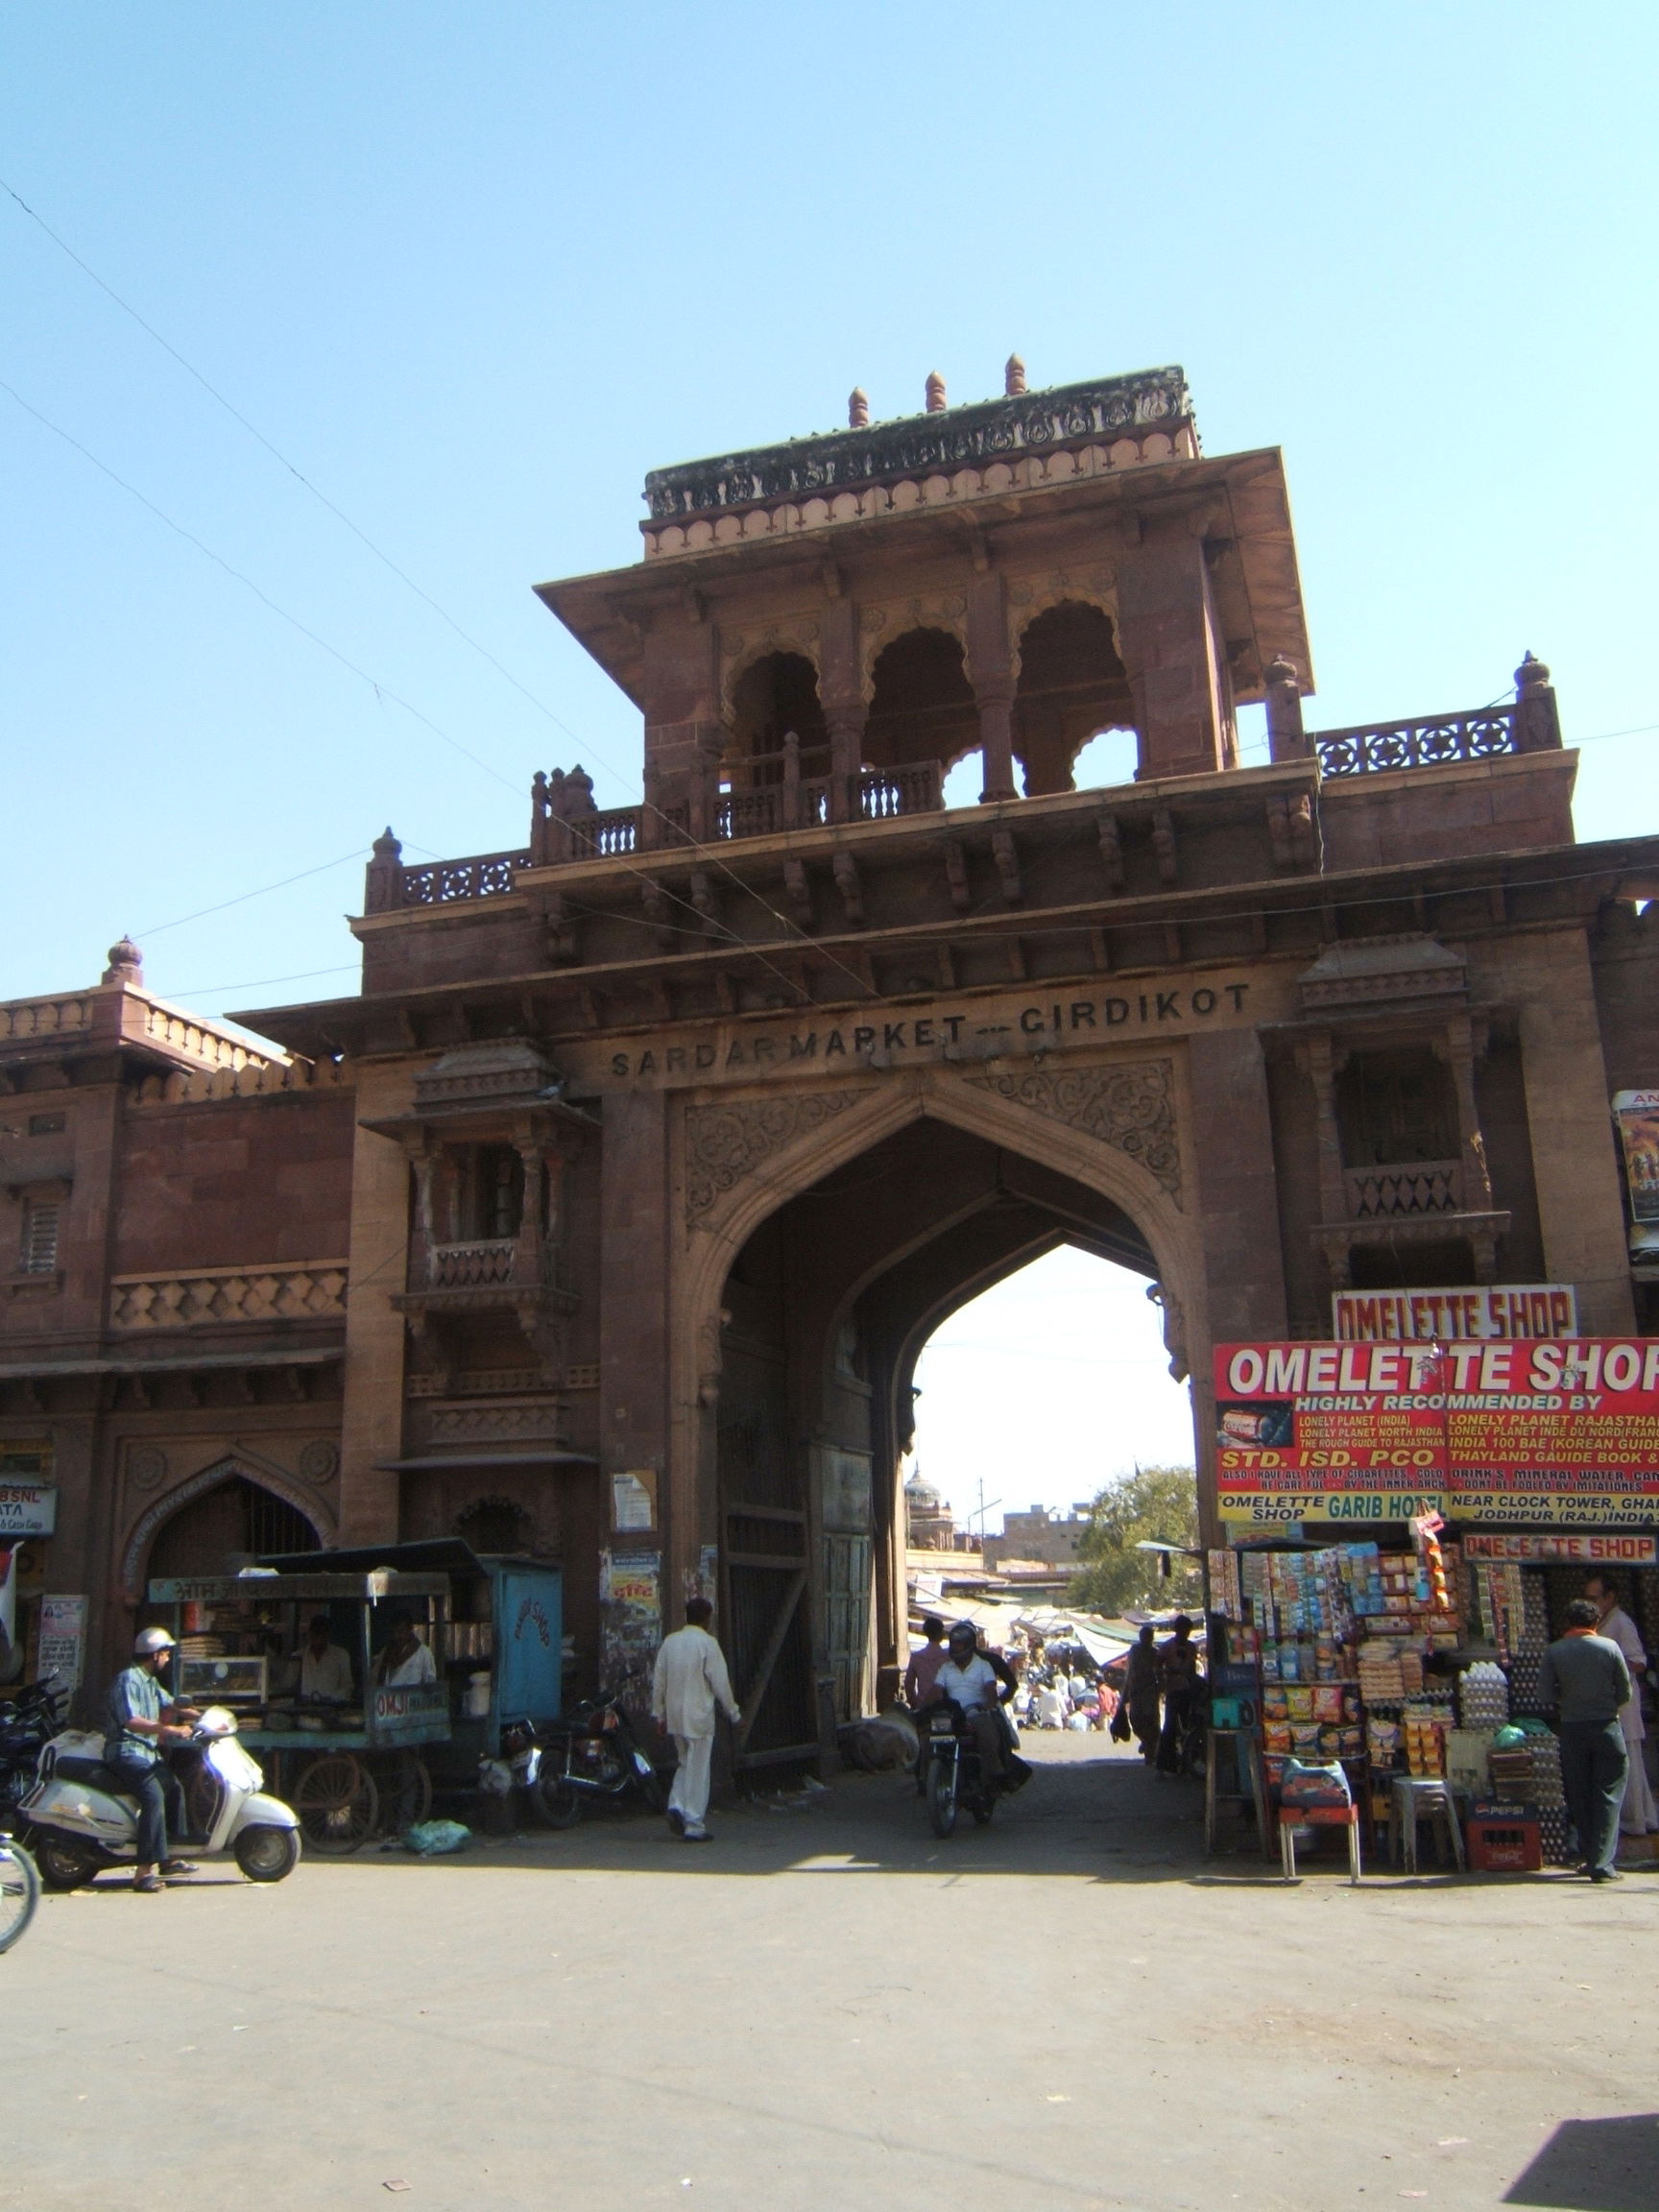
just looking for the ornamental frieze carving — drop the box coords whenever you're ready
[965,1059,1181,1206]
[685,1091,859,1224]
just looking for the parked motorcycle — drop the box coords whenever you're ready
[507,1695,667,1829]
[21,1706,301,1888]
[922,1698,1000,1838]
[0,1676,68,1818]
[0,1830,40,1953]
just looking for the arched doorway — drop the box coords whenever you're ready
[700,1108,1191,1767]
[863,627,977,780]
[1013,600,1137,794]
[143,1475,323,1585]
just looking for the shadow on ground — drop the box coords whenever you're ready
[1504,2115,1659,2210]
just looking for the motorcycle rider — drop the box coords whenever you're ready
[927,1621,1009,1789]
[104,1627,201,1893]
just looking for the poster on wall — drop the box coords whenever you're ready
[600,1548,661,1707]
[36,1593,87,1691]
[1214,1338,1659,1528]
[1613,1091,1659,1225]
[1332,1286,1577,1342]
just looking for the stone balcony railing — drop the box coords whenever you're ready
[1310,706,1520,780]
[1,994,95,1042]
[110,1262,349,1330]
[428,1238,520,1289]
[1342,1162,1464,1221]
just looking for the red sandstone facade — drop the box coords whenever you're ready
[4,365,1654,1762]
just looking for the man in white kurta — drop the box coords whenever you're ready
[1585,1574,1658,1834]
[651,1598,740,1841]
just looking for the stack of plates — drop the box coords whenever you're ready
[179,1636,226,1658]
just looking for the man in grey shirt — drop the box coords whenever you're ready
[1540,1598,1633,1883]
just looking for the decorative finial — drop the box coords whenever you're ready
[372,826,402,861]
[103,936,143,985]
[1004,354,1026,397]
[925,371,948,414]
[848,387,870,428]
[1265,655,1300,691]
[1515,650,1551,692]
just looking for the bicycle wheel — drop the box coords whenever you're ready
[0,1839,41,1953]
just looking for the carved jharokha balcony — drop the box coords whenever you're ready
[1343,1161,1464,1219]
[427,1237,519,1289]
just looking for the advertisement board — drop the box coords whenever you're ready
[0,1481,57,1538]
[1613,1091,1659,1226]
[1462,1532,1658,1565]
[1214,1338,1659,1528]
[1332,1286,1576,1342]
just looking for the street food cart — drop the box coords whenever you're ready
[146,1540,563,1851]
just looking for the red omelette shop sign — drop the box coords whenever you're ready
[1214,1339,1659,1528]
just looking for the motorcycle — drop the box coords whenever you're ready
[922,1697,1000,1838]
[21,1706,301,1888]
[0,1676,68,1818]
[506,1695,667,1829]
[0,1830,40,1953]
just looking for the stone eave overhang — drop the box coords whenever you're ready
[232,821,1659,1064]
[537,444,1310,709]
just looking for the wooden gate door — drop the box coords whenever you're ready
[718,1406,817,1768]
[823,1531,872,1724]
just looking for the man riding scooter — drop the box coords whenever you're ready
[105,1627,201,1892]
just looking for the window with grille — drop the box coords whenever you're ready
[20,1202,60,1274]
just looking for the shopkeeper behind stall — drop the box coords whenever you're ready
[291,1616,354,1705]
[373,1611,437,1689]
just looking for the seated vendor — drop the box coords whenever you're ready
[293,1615,354,1704]
[373,1611,437,1688]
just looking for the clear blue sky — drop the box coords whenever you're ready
[5,7,1651,1522]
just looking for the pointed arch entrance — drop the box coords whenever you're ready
[122,1456,327,1600]
[675,1072,1202,1770]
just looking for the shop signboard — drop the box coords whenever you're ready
[0,1480,57,1538]
[368,1680,448,1746]
[1331,1286,1576,1342]
[1462,1532,1658,1565]
[1214,1341,1449,1527]
[1613,1091,1659,1225]
[1214,1338,1659,1528]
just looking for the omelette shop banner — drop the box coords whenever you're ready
[1214,1338,1659,1527]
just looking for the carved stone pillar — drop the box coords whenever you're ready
[1514,652,1562,752]
[1301,1030,1349,1236]
[818,594,866,825]
[1265,657,1310,762]
[1114,527,1230,781]
[966,572,1018,803]
[1437,1014,1494,1211]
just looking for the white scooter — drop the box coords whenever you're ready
[21,1706,301,1888]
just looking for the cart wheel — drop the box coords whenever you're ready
[378,1752,433,1835]
[294,1754,378,1855]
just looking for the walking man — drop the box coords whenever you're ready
[651,1597,740,1842]
[1582,1573,1658,1836]
[1541,1598,1632,1883]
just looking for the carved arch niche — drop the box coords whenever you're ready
[860,619,977,777]
[723,647,829,788]
[1009,589,1138,795]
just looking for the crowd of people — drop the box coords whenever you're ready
[901,1612,1206,1776]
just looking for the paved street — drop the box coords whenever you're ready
[5,1733,1658,2212]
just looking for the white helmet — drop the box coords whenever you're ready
[133,1626,176,1657]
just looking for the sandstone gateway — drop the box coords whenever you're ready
[4,363,1655,1768]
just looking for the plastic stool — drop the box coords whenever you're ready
[1279,1803,1361,1885]
[1390,1776,1465,1873]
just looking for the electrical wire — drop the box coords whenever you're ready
[0,374,525,798]
[135,848,370,939]
[0,180,880,1005]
